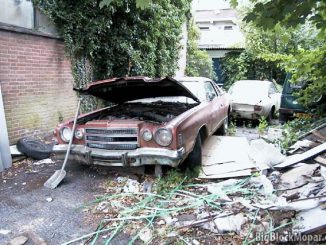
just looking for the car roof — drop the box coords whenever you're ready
[235,80,272,86]
[174,76,212,82]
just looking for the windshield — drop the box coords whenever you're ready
[178,81,206,101]
[229,81,268,99]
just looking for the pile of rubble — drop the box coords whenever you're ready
[65,123,326,245]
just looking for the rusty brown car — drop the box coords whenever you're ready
[52,76,230,172]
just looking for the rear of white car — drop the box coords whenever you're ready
[229,80,280,120]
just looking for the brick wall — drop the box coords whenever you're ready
[0,29,77,144]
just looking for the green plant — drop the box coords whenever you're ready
[274,118,326,151]
[155,169,186,194]
[33,0,192,110]
[185,18,216,80]
[258,116,268,135]
[231,0,326,114]
[227,119,237,136]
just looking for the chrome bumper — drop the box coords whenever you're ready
[52,144,185,167]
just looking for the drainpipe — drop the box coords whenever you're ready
[0,81,12,171]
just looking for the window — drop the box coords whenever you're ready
[204,82,218,100]
[0,0,57,36]
[199,26,210,30]
[0,0,34,29]
[224,26,233,30]
[268,84,278,95]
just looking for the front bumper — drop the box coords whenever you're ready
[52,144,185,167]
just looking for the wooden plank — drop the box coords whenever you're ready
[312,130,326,141]
[314,155,326,167]
[275,142,326,168]
[198,169,252,179]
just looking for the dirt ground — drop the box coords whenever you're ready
[0,122,277,244]
[0,158,147,244]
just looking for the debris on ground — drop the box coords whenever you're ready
[33,159,54,166]
[66,122,326,244]
[8,235,28,245]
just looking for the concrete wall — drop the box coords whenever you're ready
[0,0,34,29]
[0,28,77,144]
[197,21,244,48]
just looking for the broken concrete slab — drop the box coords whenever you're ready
[293,206,326,234]
[201,213,247,234]
[250,175,274,197]
[279,163,319,189]
[249,139,286,169]
[288,139,317,154]
[275,142,326,168]
[8,235,28,245]
[263,127,283,142]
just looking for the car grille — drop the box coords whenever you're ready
[85,128,138,150]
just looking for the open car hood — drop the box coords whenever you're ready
[77,76,200,103]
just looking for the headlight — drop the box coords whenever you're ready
[60,127,72,142]
[74,129,84,140]
[154,128,173,146]
[142,129,153,141]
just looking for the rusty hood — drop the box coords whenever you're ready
[77,76,200,103]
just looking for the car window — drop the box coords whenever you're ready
[204,82,218,100]
[268,84,277,95]
[229,81,268,98]
[213,83,224,96]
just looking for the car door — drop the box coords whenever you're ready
[213,83,229,116]
[203,81,224,133]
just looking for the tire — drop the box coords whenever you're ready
[279,113,288,124]
[181,134,202,170]
[216,116,228,135]
[17,138,53,160]
[267,107,275,122]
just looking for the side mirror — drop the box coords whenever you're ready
[207,93,216,101]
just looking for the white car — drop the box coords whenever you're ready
[228,80,280,120]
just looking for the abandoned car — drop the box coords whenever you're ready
[228,80,280,121]
[52,76,230,169]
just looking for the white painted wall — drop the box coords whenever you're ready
[0,0,34,29]
[0,83,12,172]
[192,0,230,10]
[198,21,244,48]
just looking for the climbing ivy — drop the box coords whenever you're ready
[33,0,191,81]
[32,0,191,112]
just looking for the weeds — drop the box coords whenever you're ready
[227,119,237,136]
[258,116,268,135]
[275,117,325,151]
[155,170,187,194]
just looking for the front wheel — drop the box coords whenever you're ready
[181,134,202,170]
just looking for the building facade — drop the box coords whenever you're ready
[0,0,77,144]
[192,0,244,83]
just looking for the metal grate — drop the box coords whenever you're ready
[85,128,138,150]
